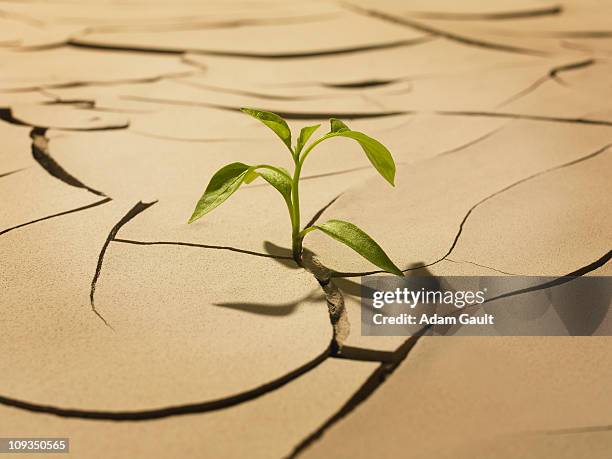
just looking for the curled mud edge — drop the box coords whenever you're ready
[300,251,351,351]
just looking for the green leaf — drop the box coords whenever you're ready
[249,166,292,202]
[330,118,349,133]
[188,162,250,223]
[302,119,396,185]
[334,130,395,185]
[188,163,293,224]
[241,108,292,151]
[243,169,259,184]
[296,124,320,153]
[311,219,403,276]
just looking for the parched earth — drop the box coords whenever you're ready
[0,1,611,458]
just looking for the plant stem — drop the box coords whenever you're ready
[291,136,328,264]
[291,159,303,263]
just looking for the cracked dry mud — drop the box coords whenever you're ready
[0,1,611,458]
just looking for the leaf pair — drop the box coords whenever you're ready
[241,108,395,186]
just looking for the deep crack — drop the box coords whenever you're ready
[0,197,112,237]
[0,345,331,421]
[70,35,434,59]
[90,201,158,327]
[0,107,129,132]
[304,193,343,228]
[30,127,107,197]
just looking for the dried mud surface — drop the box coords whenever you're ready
[0,1,610,458]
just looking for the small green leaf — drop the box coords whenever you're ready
[333,130,396,185]
[304,119,396,185]
[241,108,292,151]
[252,166,292,202]
[243,169,259,184]
[296,124,320,153]
[188,163,293,224]
[330,118,349,133]
[188,162,250,223]
[311,219,403,276]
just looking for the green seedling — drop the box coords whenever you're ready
[188,108,403,276]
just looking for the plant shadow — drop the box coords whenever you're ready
[263,240,438,307]
[213,289,323,316]
[215,240,438,318]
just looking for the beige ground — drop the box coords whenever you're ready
[0,1,610,458]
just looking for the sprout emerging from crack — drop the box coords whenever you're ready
[188,108,403,276]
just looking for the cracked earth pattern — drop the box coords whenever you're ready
[0,1,611,458]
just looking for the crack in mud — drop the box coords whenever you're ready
[120,95,406,119]
[171,79,332,101]
[298,252,350,350]
[413,249,612,329]
[540,424,612,435]
[110,194,354,349]
[432,125,507,157]
[69,35,434,59]
[0,345,332,421]
[0,107,129,131]
[445,257,517,275]
[287,329,425,458]
[90,201,157,327]
[113,238,292,260]
[498,58,595,106]
[409,5,563,21]
[319,276,350,350]
[0,197,111,236]
[331,346,396,363]
[0,168,26,178]
[1,71,198,94]
[304,194,343,228]
[434,110,612,127]
[434,143,612,271]
[323,78,403,89]
[0,107,29,126]
[35,90,150,115]
[172,77,407,101]
[525,30,612,39]
[486,249,611,303]
[30,127,107,197]
[344,3,546,56]
[549,58,595,84]
[118,97,612,126]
